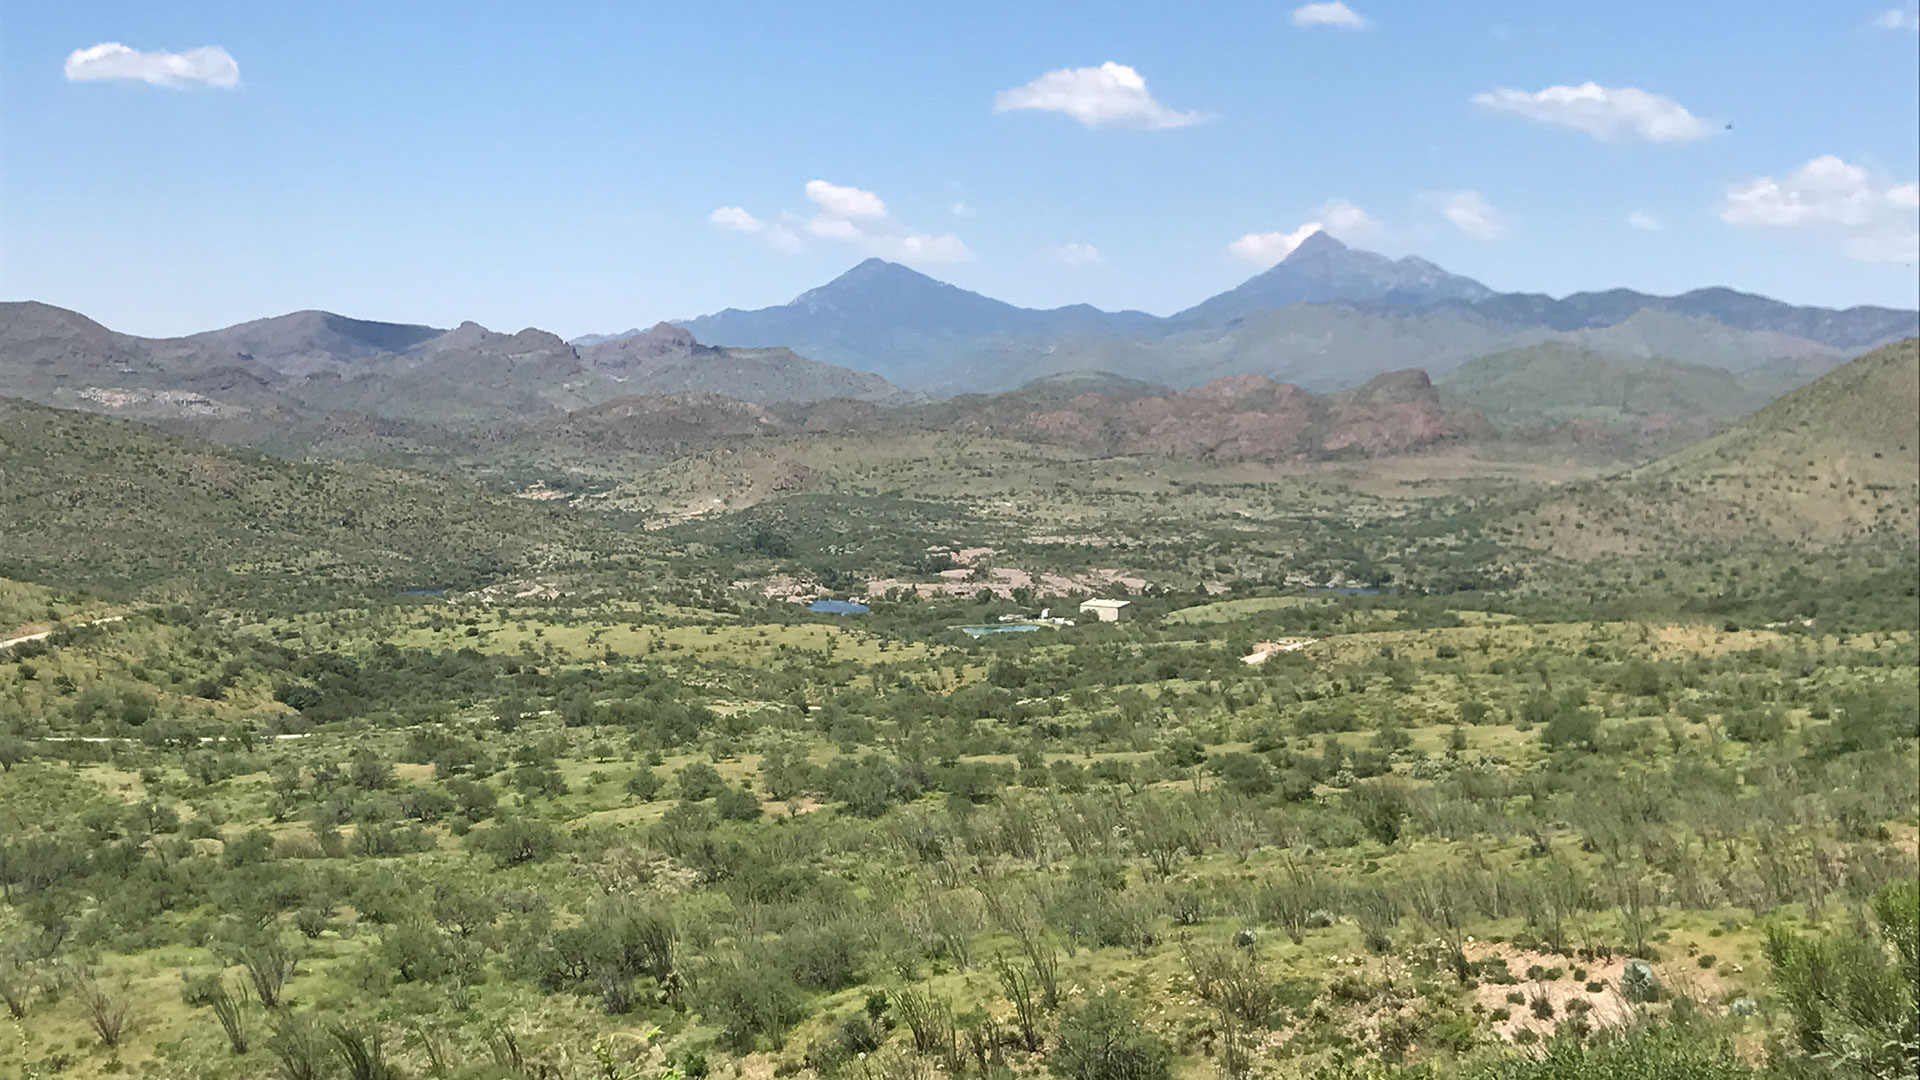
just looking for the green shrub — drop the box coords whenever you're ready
[1048,990,1171,1080]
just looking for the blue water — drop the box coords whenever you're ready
[960,624,1041,637]
[809,599,871,615]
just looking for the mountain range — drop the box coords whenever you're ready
[0,300,912,454]
[672,234,1916,393]
[3,235,1914,468]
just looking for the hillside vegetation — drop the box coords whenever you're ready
[0,396,611,594]
[1511,339,1920,556]
[1438,342,1789,432]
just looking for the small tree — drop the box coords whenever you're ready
[694,948,805,1052]
[625,767,663,801]
[676,761,725,801]
[1049,990,1170,1080]
[714,784,763,821]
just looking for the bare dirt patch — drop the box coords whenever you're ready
[1243,639,1316,664]
[1465,945,1632,1043]
[1651,624,1790,656]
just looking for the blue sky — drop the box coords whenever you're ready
[3,1,1916,338]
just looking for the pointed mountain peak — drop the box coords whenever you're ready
[817,257,939,291]
[1285,229,1350,260]
[1175,236,1495,323]
[792,258,974,312]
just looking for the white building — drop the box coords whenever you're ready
[1079,598,1133,622]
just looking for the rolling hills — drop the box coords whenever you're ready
[1437,341,1793,433]
[0,394,610,593]
[1512,338,1920,555]
[0,302,912,445]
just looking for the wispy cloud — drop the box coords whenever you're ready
[1472,82,1709,142]
[712,181,971,264]
[1720,155,1919,262]
[1431,191,1506,240]
[708,206,803,254]
[1873,5,1920,30]
[994,62,1205,130]
[950,202,977,219]
[1049,242,1104,268]
[1627,211,1664,232]
[710,207,763,232]
[1291,2,1369,28]
[1317,199,1381,242]
[64,42,239,88]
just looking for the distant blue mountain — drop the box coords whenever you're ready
[1172,229,1497,324]
[599,235,1919,394]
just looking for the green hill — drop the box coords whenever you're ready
[1513,339,1920,555]
[1438,341,1791,431]
[0,396,604,595]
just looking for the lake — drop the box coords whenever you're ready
[809,599,871,615]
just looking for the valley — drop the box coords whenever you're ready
[9,8,1917,1077]
[0,307,1915,1079]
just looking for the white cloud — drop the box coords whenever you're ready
[1291,2,1368,28]
[1719,155,1920,262]
[1317,198,1380,241]
[710,206,803,254]
[993,62,1205,130]
[1230,223,1324,267]
[951,201,977,218]
[1050,243,1104,268]
[888,233,973,263]
[1433,191,1506,240]
[1722,156,1887,227]
[805,180,887,220]
[1627,211,1664,232]
[715,181,970,265]
[1472,82,1709,142]
[64,42,239,88]
[807,215,865,242]
[763,226,805,254]
[710,206,764,233]
[1226,198,1379,268]
[1874,5,1920,30]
